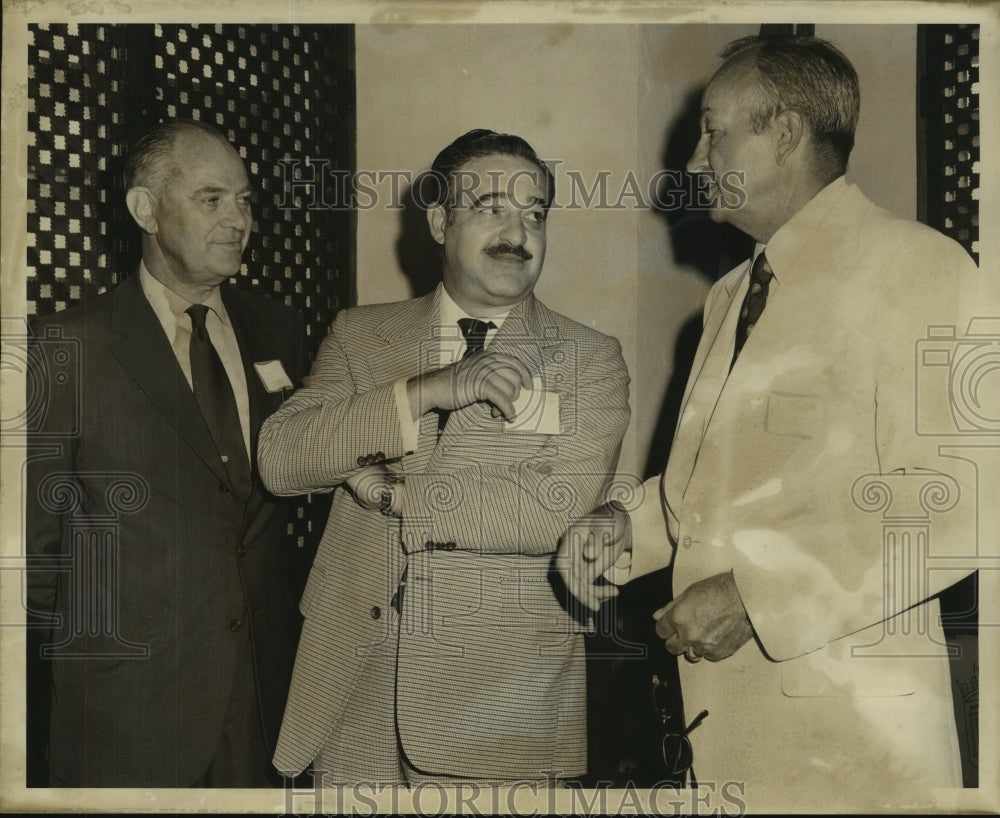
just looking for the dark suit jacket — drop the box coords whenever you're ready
[25,273,308,787]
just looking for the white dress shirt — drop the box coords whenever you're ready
[392,286,509,453]
[139,263,251,457]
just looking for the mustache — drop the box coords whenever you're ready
[484,242,532,261]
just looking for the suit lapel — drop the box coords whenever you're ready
[222,286,286,445]
[222,286,287,519]
[374,288,441,381]
[106,274,231,489]
[663,268,747,506]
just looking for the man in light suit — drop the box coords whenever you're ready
[258,129,630,783]
[26,119,307,787]
[560,36,993,810]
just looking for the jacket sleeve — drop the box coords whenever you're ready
[257,308,410,496]
[399,333,631,554]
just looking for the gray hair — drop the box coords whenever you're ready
[123,119,231,191]
[718,35,860,178]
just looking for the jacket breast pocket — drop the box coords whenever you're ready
[780,641,917,698]
[765,391,824,440]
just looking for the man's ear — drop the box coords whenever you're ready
[426,204,447,245]
[773,110,805,166]
[125,187,158,234]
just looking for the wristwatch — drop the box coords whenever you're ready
[378,473,404,516]
[378,483,396,515]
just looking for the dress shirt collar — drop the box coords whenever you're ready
[757,175,851,284]
[438,284,509,338]
[138,262,231,327]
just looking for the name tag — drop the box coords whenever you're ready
[254,360,294,393]
[505,376,560,434]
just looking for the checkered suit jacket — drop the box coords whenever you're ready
[258,284,630,779]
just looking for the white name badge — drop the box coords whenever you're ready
[505,376,560,434]
[254,359,294,393]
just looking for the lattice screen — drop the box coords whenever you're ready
[149,24,354,348]
[28,24,131,313]
[916,23,982,790]
[919,24,980,262]
[27,23,354,554]
[27,22,355,355]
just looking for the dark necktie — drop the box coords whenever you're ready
[458,317,496,358]
[186,304,252,498]
[731,251,775,369]
[438,317,497,434]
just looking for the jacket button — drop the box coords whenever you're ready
[370,606,381,620]
[219,483,230,493]
[229,618,243,631]
[237,544,248,557]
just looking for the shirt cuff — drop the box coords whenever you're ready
[602,474,673,584]
[603,551,634,586]
[394,377,420,454]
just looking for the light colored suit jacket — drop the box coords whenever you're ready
[258,285,630,779]
[630,179,993,810]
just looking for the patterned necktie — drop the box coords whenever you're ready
[438,317,497,434]
[186,304,252,498]
[731,251,775,369]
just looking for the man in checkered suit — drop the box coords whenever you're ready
[258,129,630,783]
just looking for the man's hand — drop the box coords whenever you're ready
[556,501,632,613]
[345,465,389,511]
[407,351,533,422]
[654,571,753,662]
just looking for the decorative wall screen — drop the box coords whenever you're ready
[919,24,980,262]
[28,22,354,352]
[917,22,981,789]
[27,22,356,551]
[28,24,131,314]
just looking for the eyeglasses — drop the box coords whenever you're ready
[652,673,709,787]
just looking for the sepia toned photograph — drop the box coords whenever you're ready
[1,1,997,814]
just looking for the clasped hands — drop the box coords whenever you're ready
[556,504,753,662]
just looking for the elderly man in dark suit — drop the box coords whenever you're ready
[258,129,631,783]
[26,119,307,787]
